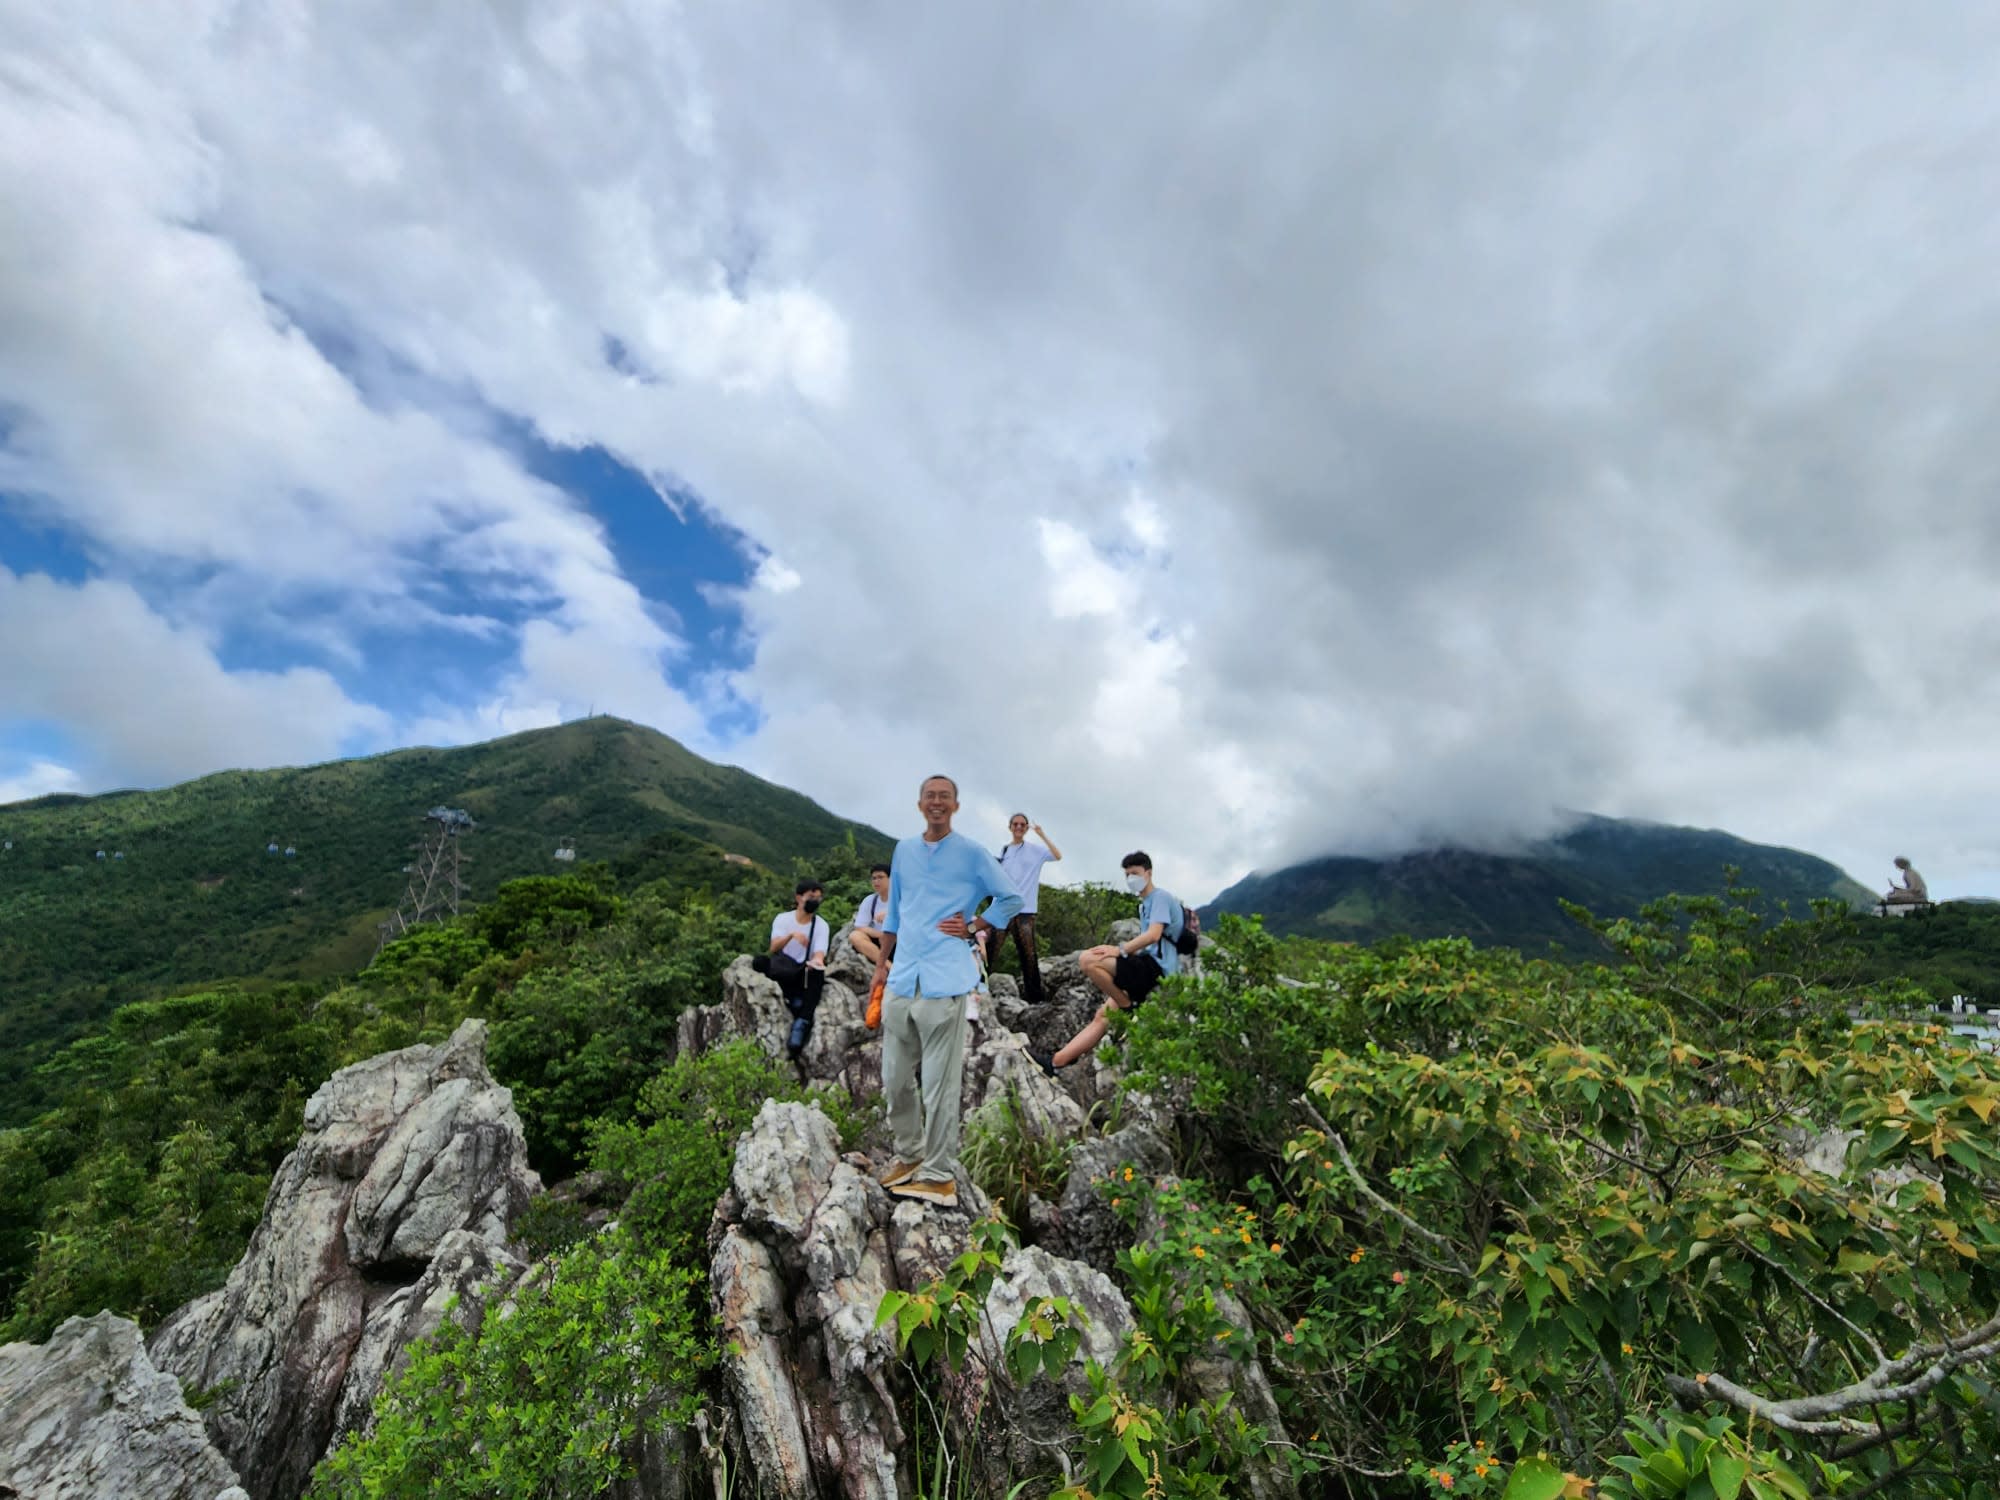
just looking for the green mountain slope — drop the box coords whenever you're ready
[1206,814,1873,951]
[0,717,889,1116]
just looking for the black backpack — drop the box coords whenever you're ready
[1170,902,1201,956]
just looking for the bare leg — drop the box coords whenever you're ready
[1055,997,1129,1067]
[851,928,883,965]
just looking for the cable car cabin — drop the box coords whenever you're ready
[95,850,105,860]
[267,842,280,855]
[284,846,297,857]
[553,837,577,863]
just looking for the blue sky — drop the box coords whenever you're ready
[6,2,2000,902]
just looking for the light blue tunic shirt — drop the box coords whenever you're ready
[1139,887,1184,976]
[883,830,1023,998]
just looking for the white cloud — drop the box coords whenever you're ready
[6,1,2000,908]
[0,569,389,784]
[0,760,82,806]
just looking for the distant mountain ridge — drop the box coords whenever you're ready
[0,717,890,1120]
[1205,814,1873,952]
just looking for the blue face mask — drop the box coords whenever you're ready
[1124,872,1147,895]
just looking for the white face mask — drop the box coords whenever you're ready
[1124,872,1147,894]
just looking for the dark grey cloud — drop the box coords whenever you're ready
[1684,618,1870,744]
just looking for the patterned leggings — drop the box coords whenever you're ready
[994,914,1042,1004]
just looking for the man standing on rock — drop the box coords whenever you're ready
[869,774,1022,1209]
[993,813,1062,1004]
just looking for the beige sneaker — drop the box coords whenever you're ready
[888,1177,960,1210]
[877,1158,920,1189]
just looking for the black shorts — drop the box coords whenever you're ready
[1112,951,1163,1007]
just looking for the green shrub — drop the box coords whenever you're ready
[487,898,755,1175]
[471,873,620,957]
[0,987,336,1341]
[587,1039,867,1263]
[962,1086,1072,1231]
[309,1229,709,1500]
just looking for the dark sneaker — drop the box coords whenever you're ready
[889,1177,960,1210]
[876,1158,920,1189]
[1029,1047,1058,1078]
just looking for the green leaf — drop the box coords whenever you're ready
[1501,1455,1567,1500]
[1707,1453,1748,1500]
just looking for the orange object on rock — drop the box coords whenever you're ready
[866,974,885,1030]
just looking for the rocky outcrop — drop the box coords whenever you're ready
[710,1099,1137,1500]
[682,958,1087,1145]
[1050,1106,1179,1272]
[149,1020,540,1500]
[327,1229,527,1443]
[0,1311,247,1500]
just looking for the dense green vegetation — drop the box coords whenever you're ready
[8,734,2000,1500]
[1207,814,1874,952]
[0,827,885,1341]
[866,892,2000,1499]
[0,716,890,1124]
[1842,900,2000,1010]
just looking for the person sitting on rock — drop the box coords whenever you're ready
[993,813,1062,1005]
[849,863,892,966]
[1883,857,1930,906]
[1033,851,1181,1076]
[868,774,1022,1210]
[753,879,828,1056]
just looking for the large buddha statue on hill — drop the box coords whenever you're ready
[1882,856,1929,906]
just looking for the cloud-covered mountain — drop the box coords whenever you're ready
[1205,815,1873,953]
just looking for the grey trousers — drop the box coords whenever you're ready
[880,983,970,1184]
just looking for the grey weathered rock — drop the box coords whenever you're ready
[1185,1282,1296,1500]
[328,1229,528,1446]
[1053,1109,1178,1271]
[963,1246,1136,1495]
[684,956,1084,1146]
[711,1098,1133,1500]
[0,1311,247,1500]
[825,926,875,993]
[680,956,881,1102]
[149,1020,540,1500]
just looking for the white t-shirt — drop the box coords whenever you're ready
[856,892,889,931]
[998,841,1053,914]
[770,912,829,964]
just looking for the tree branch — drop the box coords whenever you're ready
[1297,1096,1473,1276]
[1665,1305,2000,1437]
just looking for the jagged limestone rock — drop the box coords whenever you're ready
[327,1229,528,1446]
[684,956,1083,1144]
[964,1246,1136,1494]
[0,1311,247,1500]
[1053,1109,1178,1272]
[711,1098,1137,1500]
[149,1020,540,1500]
